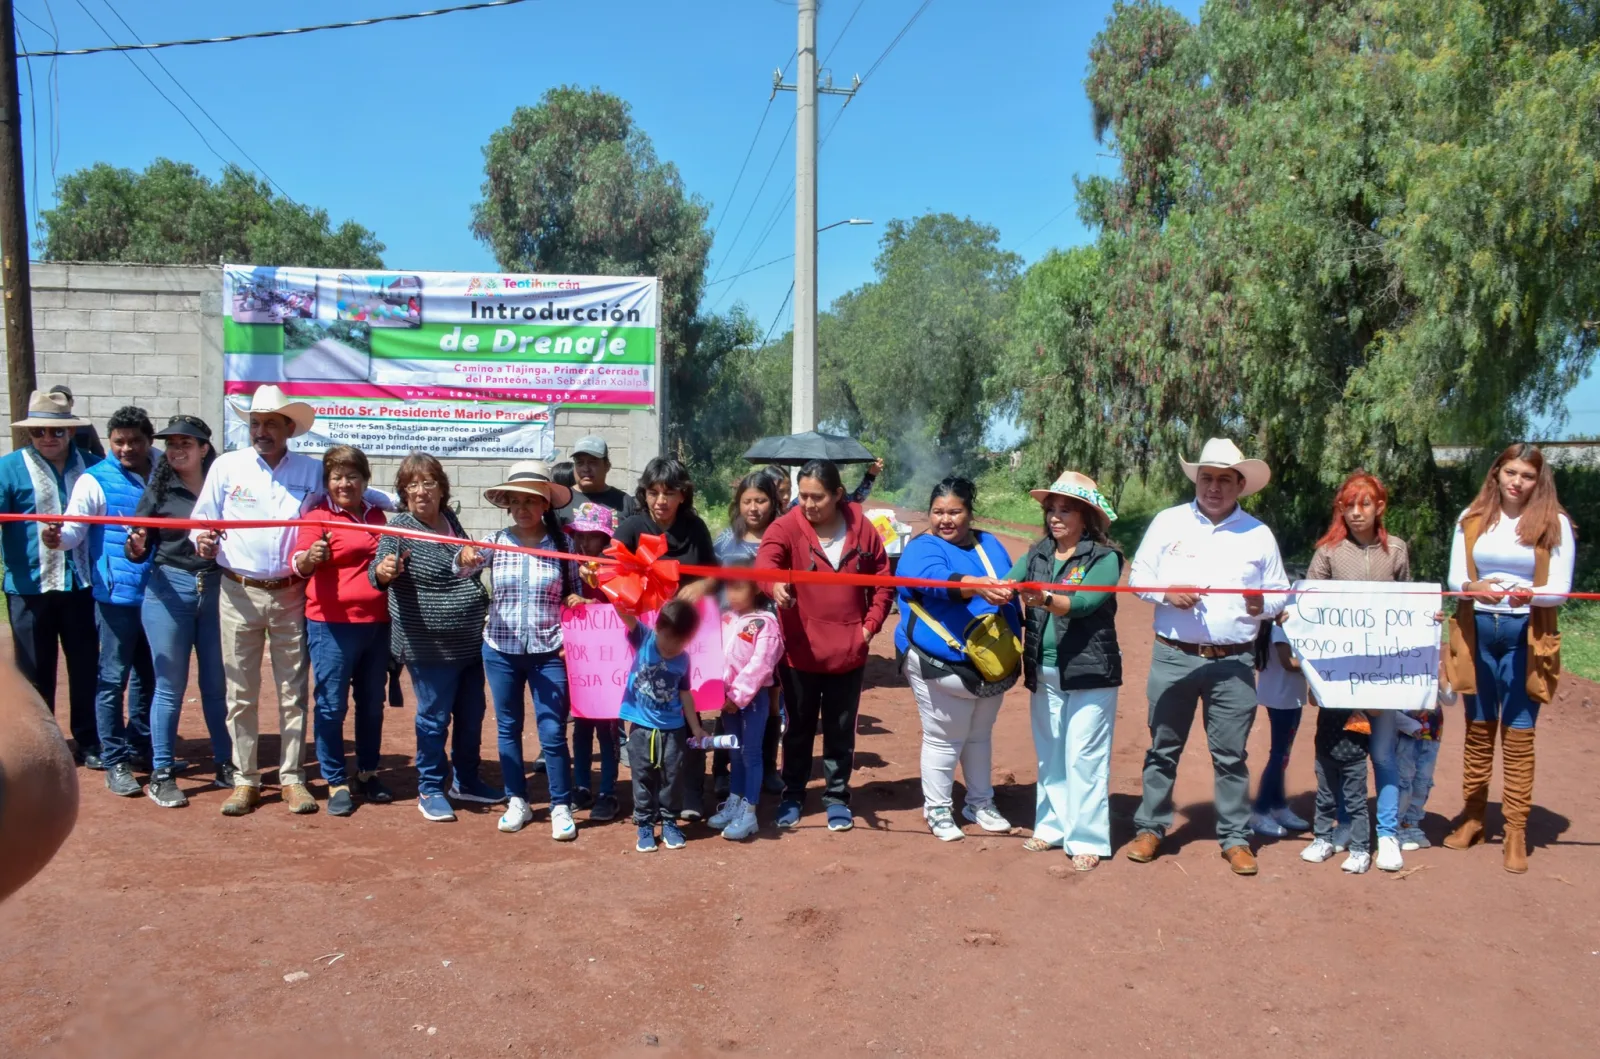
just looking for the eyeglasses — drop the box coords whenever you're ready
[29,428,69,439]
[404,479,441,493]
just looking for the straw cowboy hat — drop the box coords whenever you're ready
[1029,470,1118,536]
[1180,438,1271,497]
[14,389,90,429]
[485,460,573,510]
[227,384,316,437]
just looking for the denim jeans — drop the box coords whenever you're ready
[482,646,571,804]
[94,600,155,767]
[1467,611,1540,729]
[143,566,229,771]
[1396,735,1442,828]
[409,658,487,796]
[1314,751,1370,853]
[1367,709,1400,838]
[307,619,390,788]
[725,689,771,805]
[1252,706,1302,813]
[572,718,620,797]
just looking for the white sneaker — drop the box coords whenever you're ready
[1273,806,1311,832]
[927,806,964,842]
[708,796,743,831]
[722,802,758,841]
[1376,835,1404,872]
[1250,812,1287,838]
[497,796,533,833]
[1331,823,1351,852]
[1399,826,1430,851]
[1301,838,1338,863]
[962,803,1011,833]
[1341,850,1372,874]
[550,803,577,842]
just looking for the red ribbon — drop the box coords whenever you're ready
[596,533,680,612]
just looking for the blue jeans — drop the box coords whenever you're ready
[482,646,571,804]
[572,718,620,797]
[726,689,770,805]
[307,619,390,787]
[1467,611,1539,730]
[409,658,487,796]
[94,599,155,767]
[1252,706,1301,813]
[1397,735,1442,828]
[143,566,229,771]
[1367,709,1400,839]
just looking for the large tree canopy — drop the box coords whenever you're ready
[38,159,385,268]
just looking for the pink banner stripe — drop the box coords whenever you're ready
[222,381,653,405]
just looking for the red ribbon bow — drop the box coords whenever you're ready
[596,533,680,613]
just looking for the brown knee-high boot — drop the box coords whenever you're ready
[1499,726,1535,874]
[1443,720,1498,850]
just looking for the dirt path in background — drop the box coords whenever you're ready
[3,523,1598,1057]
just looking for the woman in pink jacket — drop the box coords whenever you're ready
[708,564,785,842]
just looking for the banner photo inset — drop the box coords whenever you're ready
[1281,580,1444,712]
[221,264,659,457]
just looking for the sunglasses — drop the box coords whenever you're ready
[29,428,69,439]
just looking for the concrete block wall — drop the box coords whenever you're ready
[2,263,660,539]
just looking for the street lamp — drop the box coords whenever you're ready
[818,217,873,233]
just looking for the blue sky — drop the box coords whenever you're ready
[14,0,1596,435]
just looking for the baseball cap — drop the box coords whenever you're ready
[567,502,618,537]
[571,435,609,460]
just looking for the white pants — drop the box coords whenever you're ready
[905,650,1003,813]
[1031,668,1117,855]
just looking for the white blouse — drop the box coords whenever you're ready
[1447,510,1575,614]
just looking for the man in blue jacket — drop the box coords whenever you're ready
[0,389,102,765]
[44,406,159,796]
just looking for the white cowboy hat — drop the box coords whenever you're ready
[1180,438,1271,497]
[227,384,316,437]
[1028,470,1118,535]
[485,460,573,510]
[14,389,90,429]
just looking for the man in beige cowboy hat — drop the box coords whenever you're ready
[0,389,103,765]
[1126,438,1289,876]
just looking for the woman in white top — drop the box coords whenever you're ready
[1444,443,1575,873]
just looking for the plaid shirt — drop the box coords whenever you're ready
[473,529,571,655]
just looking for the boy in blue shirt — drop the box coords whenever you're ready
[618,600,707,852]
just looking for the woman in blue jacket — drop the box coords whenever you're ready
[896,477,1022,842]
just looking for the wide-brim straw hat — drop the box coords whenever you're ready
[1179,437,1271,497]
[1029,471,1118,534]
[485,460,573,510]
[226,384,316,438]
[14,389,90,429]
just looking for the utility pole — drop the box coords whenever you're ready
[773,0,858,434]
[0,0,36,448]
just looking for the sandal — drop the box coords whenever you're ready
[1023,837,1059,853]
[1071,854,1101,872]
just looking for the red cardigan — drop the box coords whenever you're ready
[292,500,390,624]
[755,502,893,674]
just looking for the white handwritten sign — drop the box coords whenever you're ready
[1280,580,1442,711]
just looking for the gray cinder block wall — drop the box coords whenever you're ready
[1,263,660,538]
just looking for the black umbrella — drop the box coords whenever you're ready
[742,430,875,465]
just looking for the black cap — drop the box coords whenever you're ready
[49,384,73,398]
[153,414,213,442]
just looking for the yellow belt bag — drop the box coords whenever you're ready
[906,541,1022,683]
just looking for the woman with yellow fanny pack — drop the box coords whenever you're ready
[895,477,1023,843]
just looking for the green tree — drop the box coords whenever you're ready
[470,86,712,404]
[38,159,384,267]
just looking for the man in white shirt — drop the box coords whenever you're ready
[1125,439,1289,876]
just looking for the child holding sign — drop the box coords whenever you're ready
[1395,672,1455,850]
[563,503,622,823]
[708,567,785,842]
[618,601,709,852]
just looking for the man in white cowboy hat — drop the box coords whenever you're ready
[0,389,104,765]
[188,384,390,817]
[1126,438,1290,876]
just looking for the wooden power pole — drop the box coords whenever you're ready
[0,0,37,448]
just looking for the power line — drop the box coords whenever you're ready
[708,50,795,243]
[820,0,864,66]
[858,0,934,87]
[706,112,794,287]
[13,21,41,239]
[762,282,795,347]
[18,0,534,57]
[1017,203,1074,250]
[704,251,793,287]
[94,0,294,202]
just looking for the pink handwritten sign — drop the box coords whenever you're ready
[561,598,727,720]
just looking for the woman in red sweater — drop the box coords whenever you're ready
[756,459,893,833]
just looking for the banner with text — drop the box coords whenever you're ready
[560,599,726,720]
[221,264,659,456]
[1281,580,1443,711]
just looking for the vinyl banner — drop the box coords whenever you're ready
[222,264,659,457]
[1281,580,1444,711]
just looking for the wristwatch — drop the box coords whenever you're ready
[1041,590,1055,608]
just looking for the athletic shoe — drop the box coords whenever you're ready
[1341,850,1373,874]
[146,768,187,808]
[499,796,533,833]
[1301,838,1339,863]
[417,792,456,822]
[678,785,705,823]
[826,804,854,832]
[636,825,658,852]
[573,786,595,811]
[1375,835,1404,872]
[551,804,577,841]
[1399,826,1430,851]
[763,773,785,795]
[591,793,620,822]
[1249,812,1288,838]
[105,763,142,797]
[661,820,687,849]
[1273,806,1312,832]
[1331,823,1352,852]
[927,806,964,842]
[722,802,758,841]
[357,775,395,804]
[449,774,506,805]
[327,786,355,817]
[776,800,802,829]
[220,785,260,817]
[708,796,744,831]
[962,803,1011,833]
[214,761,236,790]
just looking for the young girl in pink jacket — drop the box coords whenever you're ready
[709,568,784,841]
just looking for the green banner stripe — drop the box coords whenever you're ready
[223,318,285,354]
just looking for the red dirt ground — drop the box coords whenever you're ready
[3,525,1598,1057]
